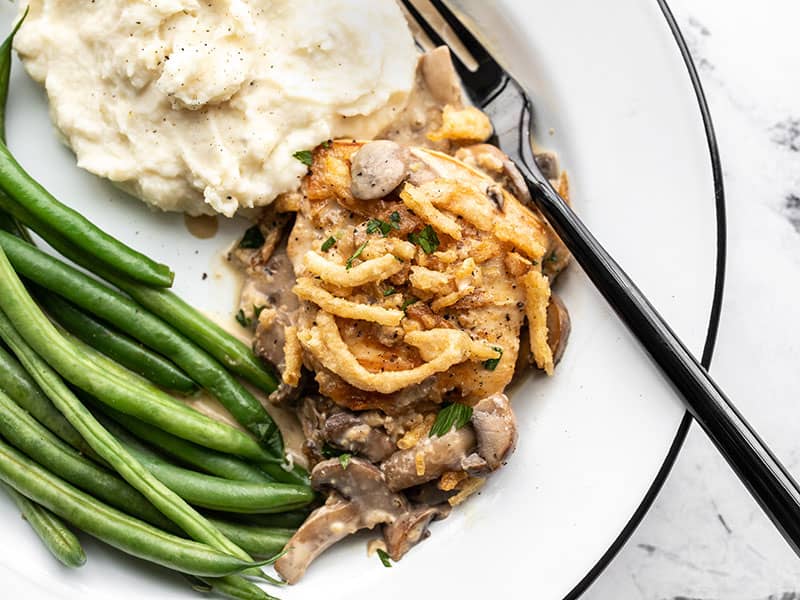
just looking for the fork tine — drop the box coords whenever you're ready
[427,0,493,66]
[399,3,437,52]
[400,0,484,90]
[401,0,508,105]
[399,1,448,51]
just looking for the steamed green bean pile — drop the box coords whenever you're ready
[0,15,310,600]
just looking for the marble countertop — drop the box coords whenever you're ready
[584,1,800,598]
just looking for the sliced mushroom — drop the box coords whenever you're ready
[274,493,361,584]
[513,294,572,381]
[384,504,450,561]
[420,46,462,106]
[276,458,409,583]
[312,457,407,513]
[322,412,396,463]
[350,141,411,200]
[250,248,298,363]
[547,294,571,366]
[296,396,332,464]
[381,427,476,491]
[405,481,457,506]
[470,393,517,471]
[460,452,488,472]
[534,151,561,181]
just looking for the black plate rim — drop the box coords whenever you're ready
[562,1,727,598]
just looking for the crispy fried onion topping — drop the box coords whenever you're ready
[399,184,462,240]
[360,238,417,261]
[403,179,548,261]
[297,311,497,394]
[303,251,404,287]
[430,258,481,312]
[293,278,404,327]
[409,266,453,295]
[521,269,554,376]
[282,326,302,387]
[428,105,493,143]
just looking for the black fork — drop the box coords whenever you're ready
[402,0,800,557]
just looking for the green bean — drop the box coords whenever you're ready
[0,8,25,143]
[0,148,173,288]
[2,482,86,568]
[0,210,23,237]
[111,281,278,394]
[101,419,313,515]
[0,250,274,462]
[96,404,275,484]
[207,521,292,559]
[0,228,284,460]
[0,146,174,288]
[196,576,279,600]
[0,342,94,457]
[255,458,308,488]
[0,295,263,570]
[184,574,214,592]
[236,510,311,530]
[75,255,281,452]
[0,439,262,577]
[0,388,176,532]
[0,198,282,452]
[0,10,32,243]
[134,452,312,514]
[74,335,303,487]
[38,291,197,394]
[71,333,306,488]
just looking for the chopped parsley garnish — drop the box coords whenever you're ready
[345,241,368,270]
[238,226,265,249]
[253,305,267,319]
[408,225,439,254]
[366,213,401,237]
[429,403,473,438]
[235,309,251,328]
[338,454,352,469]
[401,297,419,312]
[383,287,397,297]
[366,219,387,236]
[322,139,332,148]
[292,149,313,167]
[321,236,337,252]
[483,346,504,371]
[547,250,559,263]
[376,549,392,568]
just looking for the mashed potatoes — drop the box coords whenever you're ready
[15,0,417,216]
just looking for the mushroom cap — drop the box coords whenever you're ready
[312,458,409,520]
[322,411,396,463]
[275,494,362,585]
[384,504,450,561]
[350,140,411,200]
[277,459,411,584]
[381,427,476,491]
[547,293,571,366]
[471,393,517,471]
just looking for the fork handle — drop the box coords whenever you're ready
[523,172,800,554]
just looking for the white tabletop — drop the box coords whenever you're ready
[585,0,800,597]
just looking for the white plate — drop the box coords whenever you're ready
[0,1,724,599]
